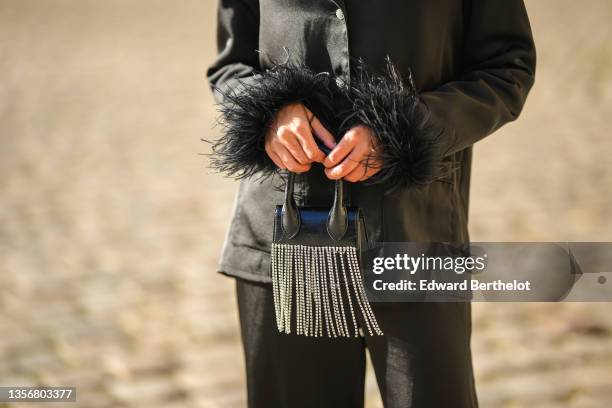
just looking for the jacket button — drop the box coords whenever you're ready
[335,8,344,20]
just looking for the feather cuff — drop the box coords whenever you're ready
[347,58,449,192]
[209,64,338,180]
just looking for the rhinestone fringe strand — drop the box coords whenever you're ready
[271,243,384,337]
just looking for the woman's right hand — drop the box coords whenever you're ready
[265,103,337,173]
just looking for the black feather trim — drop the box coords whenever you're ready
[208,63,338,180]
[346,57,451,192]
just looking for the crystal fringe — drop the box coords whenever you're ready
[271,243,384,337]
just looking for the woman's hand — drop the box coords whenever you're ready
[323,125,382,182]
[265,103,337,173]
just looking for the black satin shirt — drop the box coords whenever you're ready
[207,0,536,283]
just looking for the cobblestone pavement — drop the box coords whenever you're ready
[1,1,612,407]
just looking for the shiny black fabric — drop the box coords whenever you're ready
[207,0,536,283]
[236,278,477,408]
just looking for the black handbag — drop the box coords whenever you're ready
[271,171,383,338]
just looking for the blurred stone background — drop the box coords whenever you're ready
[1,0,611,407]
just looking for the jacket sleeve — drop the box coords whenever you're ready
[206,0,261,104]
[420,0,537,155]
[206,0,337,179]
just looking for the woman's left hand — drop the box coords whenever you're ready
[323,125,382,182]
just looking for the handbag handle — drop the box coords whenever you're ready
[281,172,348,241]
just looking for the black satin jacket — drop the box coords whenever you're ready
[207,0,536,283]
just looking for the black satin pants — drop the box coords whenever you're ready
[235,278,478,408]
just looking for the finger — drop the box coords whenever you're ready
[266,142,286,169]
[345,164,368,183]
[359,168,379,181]
[293,123,326,163]
[268,149,286,170]
[325,150,362,180]
[310,114,337,150]
[277,126,311,165]
[323,135,354,168]
[275,144,311,173]
[265,143,285,169]
[359,158,382,181]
